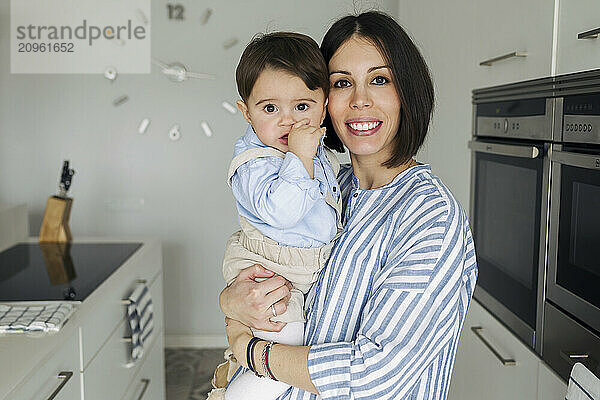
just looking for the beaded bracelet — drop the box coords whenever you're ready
[246,337,263,376]
[261,341,278,381]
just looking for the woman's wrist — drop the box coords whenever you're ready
[252,340,267,376]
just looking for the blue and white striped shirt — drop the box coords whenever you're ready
[280,163,478,400]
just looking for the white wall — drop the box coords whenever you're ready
[398,0,475,211]
[0,0,397,343]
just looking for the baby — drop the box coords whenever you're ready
[209,32,342,400]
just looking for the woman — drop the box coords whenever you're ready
[220,11,477,400]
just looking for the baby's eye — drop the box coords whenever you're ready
[295,103,309,112]
[263,104,278,113]
[333,79,351,89]
[371,76,389,85]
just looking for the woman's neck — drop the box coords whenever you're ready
[350,153,417,190]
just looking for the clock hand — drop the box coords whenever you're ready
[152,58,214,82]
[185,71,216,80]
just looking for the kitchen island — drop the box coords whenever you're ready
[0,237,165,400]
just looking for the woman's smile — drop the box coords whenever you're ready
[345,117,383,136]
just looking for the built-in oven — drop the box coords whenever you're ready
[543,92,600,380]
[469,94,556,354]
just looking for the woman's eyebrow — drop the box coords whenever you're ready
[368,65,391,72]
[329,65,391,75]
[329,70,350,76]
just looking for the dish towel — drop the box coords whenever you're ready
[0,303,75,334]
[126,283,154,362]
[566,362,600,400]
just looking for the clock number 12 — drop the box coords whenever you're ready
[167,4,185,20]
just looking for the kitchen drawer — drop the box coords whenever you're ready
[5,331,81,400]
[448,299,539,400]
[542,302,600,381]
[121,332,165,400]
[83,274,163,400]
[472,0,554,88]
[80,240,161,369]
[555,0,600,75]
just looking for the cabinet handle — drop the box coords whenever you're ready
[46,371,73,400]
[578,27,600,40]
[559,351,599,369]
[479,51,527,66]
[136,378,151,400]
[121,279,148,304]
[471,327,516,366]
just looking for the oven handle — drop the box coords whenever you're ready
[550,150,600,170]
[468,140,540,158]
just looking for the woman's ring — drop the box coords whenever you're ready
[271,304,277,317]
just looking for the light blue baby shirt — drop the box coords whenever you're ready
[230,124,340,248]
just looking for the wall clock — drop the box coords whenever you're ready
[103,4,239,141]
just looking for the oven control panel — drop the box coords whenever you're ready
[475,98,554,141]
[562,93,600,145]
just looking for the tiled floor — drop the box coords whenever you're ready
[165,348,227,400]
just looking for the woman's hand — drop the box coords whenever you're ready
[219,264,292,332]
[225,317,253,369]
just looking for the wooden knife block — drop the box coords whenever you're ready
[39,196,73,243]
[40,242,76,285]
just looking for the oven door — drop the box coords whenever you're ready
[547,144,600,334]
[469,139,550,352]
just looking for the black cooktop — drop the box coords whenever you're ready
[0,242,142,302]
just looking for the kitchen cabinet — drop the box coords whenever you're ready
[4,330,81,400]
[537,361,567,400]
[555,0,600,75]
[448,299,540,400]
[0,238,165,400]
[83,272,164,400]
[122,331,166,400]
[471,0,555,88]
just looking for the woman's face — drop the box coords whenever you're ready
[327,36,401,162]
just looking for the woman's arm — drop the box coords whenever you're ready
[226,202,477,399]
[219,264,292,332]
[226,318,318,394]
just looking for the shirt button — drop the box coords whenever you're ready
[333,187,336,192]
[353,193,358,198]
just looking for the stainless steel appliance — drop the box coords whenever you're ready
[469,87,557,354]
[470,69,600,380]
[544,89,600,380]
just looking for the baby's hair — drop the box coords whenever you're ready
[236,32,329,103]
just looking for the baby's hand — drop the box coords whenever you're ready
[287,119,326,163]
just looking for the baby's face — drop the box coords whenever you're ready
[237,68,326,153]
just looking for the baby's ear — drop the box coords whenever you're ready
[236,100,252,124]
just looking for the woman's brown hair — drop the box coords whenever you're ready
[321,11,434,168]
